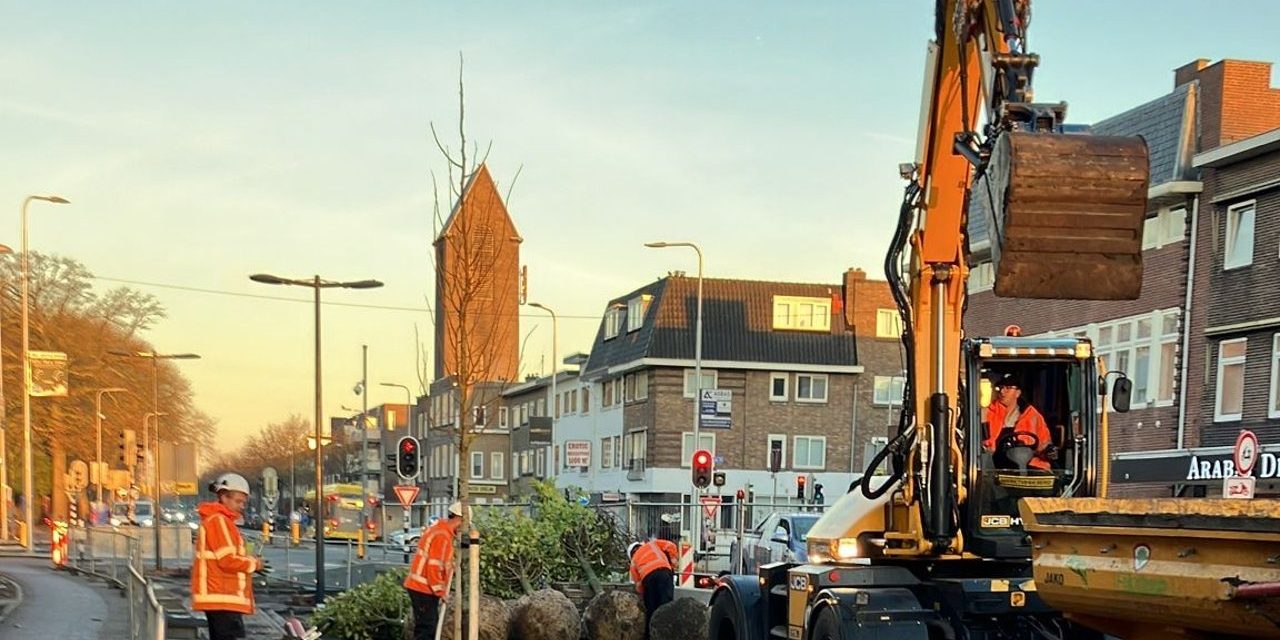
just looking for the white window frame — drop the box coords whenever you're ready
[1053,309,1181,411]
[491,452,504,480]
[613,435,622,468]
[604,306,624,339]
[635,373,649,400]
[795,373,829,403]
[627,295,652,332]
[873,375,906,406]
[1214,337,1248,422]
[470,451,484,479]
[1224,200,1256,270]
[793,435,827,470]
[624,430,647,468]
[601,437,613,469]
[876,309,903,338]
[683,369,719,398]
[499,406,509,428]
[967,262,994,294]
[1271,334,1280,420]
[771,295,832,332]
[766,434,787,470]
[680,432,717,466]
[769,372,789,402]
[536,448,546,477]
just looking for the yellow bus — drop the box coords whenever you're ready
[304,483,381,541]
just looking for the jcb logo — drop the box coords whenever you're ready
[789,575,809,591]
[980,515,1023,528]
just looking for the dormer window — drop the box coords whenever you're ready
[772,296,831,332]
[627,294,652,332]
[604,306,624,339]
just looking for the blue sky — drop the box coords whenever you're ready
[2,1,1278,446]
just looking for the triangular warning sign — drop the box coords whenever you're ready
[394,485,420,508]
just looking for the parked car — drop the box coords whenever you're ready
[728,512,820,574]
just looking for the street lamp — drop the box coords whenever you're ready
[249,273,383,603]
[110,350,200,570]
[94,387,127,504]
[528,302,557,482]
[644,241,704,553]
[20,195,69,552]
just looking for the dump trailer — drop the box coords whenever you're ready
[1020,498,1280,639]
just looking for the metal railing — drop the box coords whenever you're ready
[64,526,166,640]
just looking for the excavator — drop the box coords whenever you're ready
[706,1,1280,639]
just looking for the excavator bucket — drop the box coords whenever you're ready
[983,132,1150,300]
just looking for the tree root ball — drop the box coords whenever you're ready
[581,590,645,640]
[510,588,582,640]
[649,598,708,640]
[403,594,511,640]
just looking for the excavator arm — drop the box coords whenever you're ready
[880,0,1149,557]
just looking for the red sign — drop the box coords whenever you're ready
[393,485,420,509]
[1234,430,1259,476]
[699,495,721,520]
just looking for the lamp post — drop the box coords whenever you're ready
[0,243,12,542]
[249,273,383,603]
[354,345,370,530]
[21,194,69,552]
[528,303,557,478]
[94,388,127,504]
[110,350,200,570]
[644,241,704,553]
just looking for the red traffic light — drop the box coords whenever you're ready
[401,438,417,454]
[695,451,710,465]
[691,449,713,489]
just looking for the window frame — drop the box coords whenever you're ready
[683,369,719,398]
[635,373,649,400]
[601,437,613,469]
[792,435,827,470]
[876,309,903,338]
[766,434,787,470]
[1270,334,1280,420]
[1214,337,1248,422]
[680,432,717,466]
[491,452,504,480]
[1224,200,1257,270]
[795,373,829,403]
[769,372,789,402]
[772,295,832,332]
[604,307,624,340]
[872,375,906,406]
[470,451,484,479]
[498,406,509,428]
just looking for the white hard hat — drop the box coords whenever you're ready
[628,541,643,557]
[209,473,251,496]
[448,501,471,519]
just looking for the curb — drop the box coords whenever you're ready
[0,573,24,625]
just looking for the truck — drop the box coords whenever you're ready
[704,1,1278,638]
[729,512,821,574]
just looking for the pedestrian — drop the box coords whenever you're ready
[403,501,466,640]
[629,538,678,639]
[192,473,263,640]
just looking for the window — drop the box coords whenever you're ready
[604,306,624,339]
[968,262,994,294]
[623,430,647,468]
[627,295,652,332]
[876,309,903,338]
[474,406,487,427]
[793,436,827,470]
[536,449,546,478]
[470,452,484,479]
[1271,334,1280,419]
[796,374,828,403]
[1062,309,1181,409]
[613,435,622,468]
[864,437,889,474]
[766,434,787,470]
[491,452,504,480]
[518,403,528,425]
[571,389,578,413]
[1158,312,1179,403]
[681,432,717,465]
[624,374,635,402]
[602,381,613,407]
[536,398,546,417]
[635,374,649,400]
[683,369,719,398]
[772,296,832,331]
[1214,338,1247,422]
[614,377,624,405]
[601,438,613,468]
[873,375,905,405]
[1225,201,1256,270]
[498,407,509,428]
[769,373,789,401]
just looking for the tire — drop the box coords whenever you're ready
[811,606,843,640]
[707,593,742,640]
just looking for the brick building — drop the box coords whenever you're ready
[967,59,1280,496]
[423,378,511,516]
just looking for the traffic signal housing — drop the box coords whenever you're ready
[796,475,807,500]
[396,436,420,480]
[691,449,713,488]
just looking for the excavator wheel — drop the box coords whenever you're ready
[983,132,1150,300]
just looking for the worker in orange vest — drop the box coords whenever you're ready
[404,502,466,640]
[192,473,263,640]
[629,538,678,638]
[984,374,1056,470]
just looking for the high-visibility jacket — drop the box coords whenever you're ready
[404,518,461,597]
[191,501,256,614]
[630,539,678,594]
[984,402,1053,470]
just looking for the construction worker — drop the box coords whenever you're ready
[192,473,263,640]
[404,502,465,640]
[629,537,678,638]
[983,374,1055,470]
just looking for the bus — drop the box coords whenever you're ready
[304,483,381,541]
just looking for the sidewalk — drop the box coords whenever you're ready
[0,558,130,640]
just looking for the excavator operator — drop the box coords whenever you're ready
[983,375,1056,471]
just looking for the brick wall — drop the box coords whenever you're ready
[842,268,908,470]
[1178,59,1280,150]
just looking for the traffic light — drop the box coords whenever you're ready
[691,449,713,488]
[396,436,420,479]
[796,475,806,500]
[713,471,726,487]
[119,429,137,468]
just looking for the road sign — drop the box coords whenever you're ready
[1224,476,1255,499]
[1234,430,1259,476]
[68,460,89,492]
[700,495,721,520]
[27,350,69,397]
[174,481,197,495]
[699,389,732,429]
[577,495,590,507]
[393,485,420,509]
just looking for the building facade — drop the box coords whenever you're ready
[424,378,511,517]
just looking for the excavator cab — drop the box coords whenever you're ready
[963,336,1126,559]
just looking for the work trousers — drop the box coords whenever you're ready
[641,568,675,640]
[408,589,442,640]
[205,611,246,640]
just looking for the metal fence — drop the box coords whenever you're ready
[64,526,166,640]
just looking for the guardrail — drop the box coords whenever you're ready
[243,529,410,592]
[64,526,166,640]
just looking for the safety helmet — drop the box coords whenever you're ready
[448,501,471,519]
[209,472,251,496]
[628,541,643,557]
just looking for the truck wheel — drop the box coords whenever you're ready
[707,594,740,640]
[811,606,842,640]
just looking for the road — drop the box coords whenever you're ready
[0,558,130,640]
[250,534,411,591]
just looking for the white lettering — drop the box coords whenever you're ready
[1202,460,1213,479]
[1260,453,1278,479]
[1211,459,1227,479]
[1224,460,1236,478]
[1187,456,1202,480]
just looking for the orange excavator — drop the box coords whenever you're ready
[706,1,1280,639]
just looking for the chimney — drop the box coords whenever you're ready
[1174,58,1209,88]
[842,268,867,327]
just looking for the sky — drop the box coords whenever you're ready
[2,1,1278,449]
